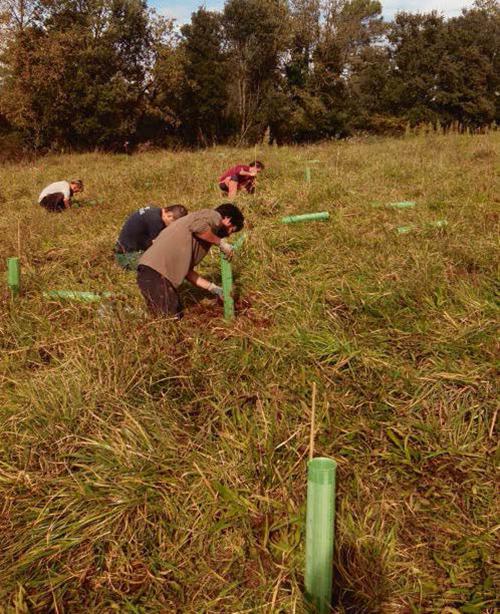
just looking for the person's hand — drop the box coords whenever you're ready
[219,239,234,260]
[207,283,224,298]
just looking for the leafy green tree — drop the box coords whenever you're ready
[347,45,396,133]
[385,4,499,129]
[143,17,183,145]
[282,0,384,141]
[1,0,498,150]
[179,8,231,145]
[385,12,447,126]
[436,2,500,127]
[223,0,289,143]
[0,0,158,149]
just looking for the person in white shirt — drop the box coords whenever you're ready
[38,179,84,212]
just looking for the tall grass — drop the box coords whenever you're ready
[0,133,498,612]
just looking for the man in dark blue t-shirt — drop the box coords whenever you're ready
[115,204,188,270]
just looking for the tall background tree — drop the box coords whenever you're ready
[180,8,230,146]
[0,0,498,152]
[222,0,290,143]
[0,0,161,149]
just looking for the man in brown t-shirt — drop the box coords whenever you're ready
[137,203,245,318]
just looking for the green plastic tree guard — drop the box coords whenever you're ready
[389,201,416,209]
[305,167,312,183]
[396,225,415,234]
[220,254,234,320]
[219,233,246,321]
[396,221,447,234]
[42,290,112,303]
[282,212,330,224]
[305,457,337,614]
[7,257,20,295]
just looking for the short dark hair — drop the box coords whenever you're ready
[249,160,264,170]
[165,204,188,219]
[215,203,245,231]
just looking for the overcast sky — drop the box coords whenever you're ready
[151,0,476,24]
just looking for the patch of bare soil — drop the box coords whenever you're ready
[186,295,272,329]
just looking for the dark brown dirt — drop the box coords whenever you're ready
[186,295,272,329]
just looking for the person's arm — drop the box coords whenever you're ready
[185,270,223,297]
[194,229,222,245]
[238,169,257,177]
[63,198,72,209]
[195,229,234,259]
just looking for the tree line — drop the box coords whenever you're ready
[0,0,498,153]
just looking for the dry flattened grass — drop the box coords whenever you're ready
[0,133,498,613]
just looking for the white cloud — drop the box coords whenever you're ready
[152,0,477,24]
[383,0,476,18]
[155,2,192,22]
[154,1,225,24]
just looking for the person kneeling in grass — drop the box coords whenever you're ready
[115,204,188,270]
[38,179,84,212]
[218,161,264,199]
[137,203,244,318]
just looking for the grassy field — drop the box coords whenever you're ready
[0,133,498,613]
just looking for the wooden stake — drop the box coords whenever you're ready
[309,382,317,461]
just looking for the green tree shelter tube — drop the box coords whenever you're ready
[305,167,312,183]
[397,220,447,234]
[220,255,234,320]
[42,290,113,302]
[282,212,330,224]
[305,457,337,614]
[396,225,415,234]
[220,233,247,321]
[389,201,416,209]
[7,257,20,295]
[429,220,447,228]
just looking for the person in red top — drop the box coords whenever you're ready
[219,161,264,198]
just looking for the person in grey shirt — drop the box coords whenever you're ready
[137,203,244,318]
[38,179,84,212]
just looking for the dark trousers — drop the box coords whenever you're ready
[40,192,66,212]
[137,265,182,318]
